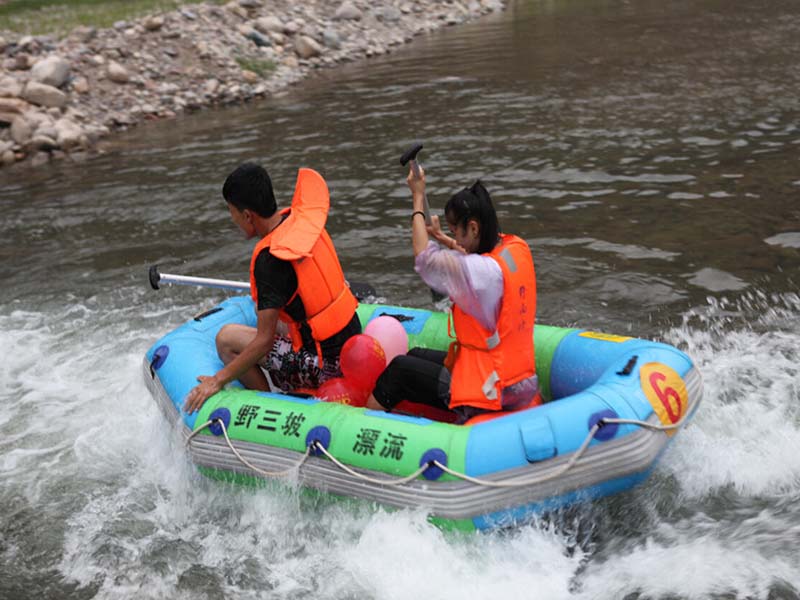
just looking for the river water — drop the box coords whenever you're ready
[2,0,800,598]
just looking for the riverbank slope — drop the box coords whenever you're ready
[0,0,504,170]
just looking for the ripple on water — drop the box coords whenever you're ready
[686,267,749,292]
[765,232,800,249]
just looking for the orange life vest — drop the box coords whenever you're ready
[448,234,536,411]
[249,168,358,362]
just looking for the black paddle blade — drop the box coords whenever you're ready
[400,142,423,166]
[349,281,377,301]
[149,265,161,290]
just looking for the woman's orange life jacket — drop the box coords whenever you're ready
[249,168,358,362]
[448,233,536,411]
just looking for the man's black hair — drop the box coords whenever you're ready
[222,162,277,217]
[444,180,501,254]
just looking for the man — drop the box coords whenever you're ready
[185,163,361,413]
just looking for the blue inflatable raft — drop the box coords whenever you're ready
[144,296,702,531]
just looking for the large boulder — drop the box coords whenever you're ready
[143,16,164,31]
[334,1,362,20]
[253,16,283,33]
[322,28,343,50]
[295,35,322,59]
[54,118,85,149]
[10,116,33,145]
[28,135,59,152]
[0,97,31,127]
[30,56,71,88]
[374,6,402,22]
[72,76,90,94]
[241,70,259,84]
[0,97,29,116]
[107,61,130,84]
[22,81,68,108]
[0,76,24,98]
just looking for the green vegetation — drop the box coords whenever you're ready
[234,56,276,77]
[0,0,224,37]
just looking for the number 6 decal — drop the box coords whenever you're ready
[640,363,688,435]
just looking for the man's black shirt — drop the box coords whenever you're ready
[253,247,360,361]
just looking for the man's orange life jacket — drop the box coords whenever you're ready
[249,168,357,362]
[448,234,536,411]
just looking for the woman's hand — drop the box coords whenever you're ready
[427,215,465,253]
[406,164,426,197]
[185,374,222,414]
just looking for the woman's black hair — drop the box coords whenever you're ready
[222,162,277,217]
[444,180,501,254]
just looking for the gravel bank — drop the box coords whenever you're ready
[0,0,505,170]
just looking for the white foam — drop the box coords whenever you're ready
[4,288,799,599]
[662,293,800,497]
[343,512,584,600]
[578,521,799,599]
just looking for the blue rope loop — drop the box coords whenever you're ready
[305,426,331,456]
[420,448,448,480]
[208,408,231,436]
[588,409,619,441]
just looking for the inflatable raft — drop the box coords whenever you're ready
[143,296,702,531]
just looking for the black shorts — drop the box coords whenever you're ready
[372,348,451,411]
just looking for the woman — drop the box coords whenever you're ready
[366,165,540,423]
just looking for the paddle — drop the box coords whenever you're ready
[400,142,432,225]
[148,265,377,302]
[399,142,446,303]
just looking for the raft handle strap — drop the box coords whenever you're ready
[194,307,223,322]
[616,355,638,376]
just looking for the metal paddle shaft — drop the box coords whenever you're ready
[399,143,446,303]
[400,142,432,225]
[149,266,249,291]
[148,265,376,301]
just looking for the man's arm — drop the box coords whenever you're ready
[184,307,279,414]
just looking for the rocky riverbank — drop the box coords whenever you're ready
[0,0,504,171]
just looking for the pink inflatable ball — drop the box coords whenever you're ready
[340,334,386,391]
[316,377,369,407]
[364,315,409,365]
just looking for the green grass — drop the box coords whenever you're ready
[0,0,224,37]
[234,56,276,77]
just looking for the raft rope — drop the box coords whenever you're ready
[427,415,690,489]
[187,409,694,488]
[187,418,311,478]
[312,443,432,486]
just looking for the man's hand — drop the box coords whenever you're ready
[185,375,222,414]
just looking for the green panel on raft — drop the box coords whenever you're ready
[195,388,470,480]
[412,310,453,350]
[427,514,477,532]
[355,303,379,325]
[533,324,577,402]
[357,304,452,351]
